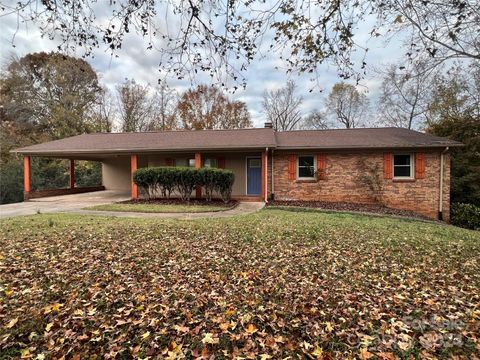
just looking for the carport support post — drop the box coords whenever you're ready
[69,159,75,189]
[131,154,138,199]
[23,155,31,200]
[195,152,202,199]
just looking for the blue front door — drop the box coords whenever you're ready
[247,157,262,195]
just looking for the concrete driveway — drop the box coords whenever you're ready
[0,190,130,218]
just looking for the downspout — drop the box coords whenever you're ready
[438,147,449,220]
[265,147,269,202]
[271,149,275,200]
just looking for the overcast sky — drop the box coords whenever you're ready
[0,4,405,127]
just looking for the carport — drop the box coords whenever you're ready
[12,128,276,202]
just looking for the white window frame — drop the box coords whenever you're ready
[393,153,414,179]
[297,155,316,180]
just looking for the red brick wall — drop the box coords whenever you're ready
[272,150,451,221]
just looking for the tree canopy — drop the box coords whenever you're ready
[325,83,369,129]
[426,63,480,205]
[2,0,478,88]
[177,85,252,130]
[0,52,104,139]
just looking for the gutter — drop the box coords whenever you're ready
[438,146,449,220]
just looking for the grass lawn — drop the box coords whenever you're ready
[1,210,479,359]
[85,202,234,213]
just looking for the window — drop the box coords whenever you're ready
[204,158,217,168]
[393,154,414,178]
[175,158,195,167]
[249,159,261,168]
[176,159,187,167]
[297,155,316,179]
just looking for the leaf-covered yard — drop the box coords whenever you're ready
[1,210,479,359]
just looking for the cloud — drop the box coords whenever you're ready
[0,3,406,128]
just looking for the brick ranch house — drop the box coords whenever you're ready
[13,125,462,220]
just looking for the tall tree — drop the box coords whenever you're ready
[377,61,435,130]
[262,81,303,131]
[0,52,102,139]
[151,84,178,131]
[116,79,155,132]
[325,83,369,129]
[303,110,330,130]
[177,85,252,130]
[426,63,480,205]
[89,87,115,133]
[3,1,478,87]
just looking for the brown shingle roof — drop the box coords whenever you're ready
[13,128,277,155]
[13,127,461,155]
[275,127,462,149]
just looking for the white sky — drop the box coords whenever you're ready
[0,3,406,127]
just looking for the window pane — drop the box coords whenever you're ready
[249,159,261,168]
[394,166,411,177]
[299,156,314,167]
[394,154,410,166]
[176,159,187,167]
[298,156,315,178]
[188,159,196,167]
[204,158,217,168]
[299,166,315,178]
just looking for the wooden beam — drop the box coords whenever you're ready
[131,154,138,199]
[23,155,31,196]
[195,153,202,199]
[69,159,75,189]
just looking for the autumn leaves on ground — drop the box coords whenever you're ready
[1,210,479,359]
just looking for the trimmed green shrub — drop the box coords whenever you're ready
[451,203,480,230]
[198,168,217,202]
[133,166,235,202]
[133,168,154,197]
[214,170,235,203]
[175,167,200,201]
[159,167,176,198]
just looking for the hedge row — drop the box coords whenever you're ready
[451,203,480,230]
[133,167,235,203]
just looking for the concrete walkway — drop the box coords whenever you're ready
[70,201,265,219]
[0,191,264,219]
[0,191,130,218]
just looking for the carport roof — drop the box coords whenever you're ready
[12,127,461,156]
[12,128,278,155]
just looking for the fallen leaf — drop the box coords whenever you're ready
[311,345,323,358]
[5,318,18,329]
[245,323,258,334]
[202,332,219,344]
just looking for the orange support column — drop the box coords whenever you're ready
[23,155,31,199]
[131,154,138,199]
[69,159,75,189]
[195,153,202,199]
[261,150,267,201]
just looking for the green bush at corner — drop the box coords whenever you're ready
[451,203,480,230]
